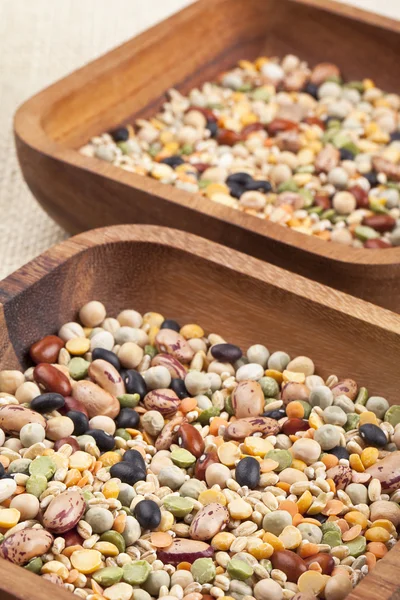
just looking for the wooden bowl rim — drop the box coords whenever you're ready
[1,224,400,335]
[13,0,400,269]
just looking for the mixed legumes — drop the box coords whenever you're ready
[0,301,399,600]
[81,56,400,249]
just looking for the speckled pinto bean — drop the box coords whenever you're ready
[155,329,194,363]
[155,414,186,450]
[0,405,46,434]
[144,388,181,416]
[151,354,187,379]
[0,301,399,598]
[231,380,265,418]
[0,529,53,565]
[72,380,120,418]
[42,490,86,533]
[189,503,229,540]
[225,416,280,440]
[88,359,125,396]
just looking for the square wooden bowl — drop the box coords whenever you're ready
[14,0,400,312]
[1,224,400,599]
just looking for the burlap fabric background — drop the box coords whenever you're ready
[0,0,398,279]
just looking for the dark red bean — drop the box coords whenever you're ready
[34,364,72,396]
[348,186,369,209]
[59,396,89,418]
[314,195,331,210]
[304,553,335,575]
[178,423,205,458]
[194,451,219,481]
[267,119,299,136]
[281,418,310,436]
[30,335,64,364]
[53,437,80,453]
[362,214,396,233]
[364,238,392,249]
[242,122,264,136]
[216,129,243,146]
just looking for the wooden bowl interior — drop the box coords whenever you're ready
[2,230,400,403]
[42,0,400,148]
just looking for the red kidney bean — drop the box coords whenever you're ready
[178,423,205,458]
[216,129,243,146]
[281,418,310,436]
[59,396,89,418]
[61,528,84,547]
[303,116,325,129]
[314,195,331,210]
[364,238,392,249]
[193,163,211,174]
[348,186,369,209]
[30,335,64,364]
[34,363,72,396]
[362,214,396,233]
[267,119,299,136]
[53,437,80,453]
[304,553,335,575]
[241,122,264,137]
[270,550,307,582]
[194,451,219,481]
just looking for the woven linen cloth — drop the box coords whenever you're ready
[0,0,193,279]
[0,0,398,280]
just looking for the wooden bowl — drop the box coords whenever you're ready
[1,224,400,599]
[14,0,400,314]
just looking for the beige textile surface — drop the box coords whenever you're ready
[0,0,399,280]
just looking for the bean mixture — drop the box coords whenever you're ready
[0,301,399,600]
[81,56,400,249]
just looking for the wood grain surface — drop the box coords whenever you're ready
[1,224,400,598]
[14,0,400,312]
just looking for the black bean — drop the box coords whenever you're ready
[304,82,319,99]
[170,378,190,399]
[340,148,355,161]
[245,179,272,193]
[123,370,147,399]
[0,463,5,479]
[85,429,115,452]
[328,446,349,460]
[364,171,379,187]
[160,319,181,332]
[235,457,260,489]
[206,120,218,137]
[123,449,146,470]
[109,127,129,142]
[227,181,245,199]
[391,131,400,141]
[359,424,387,448]
[92,348,121,372]
[116,408,140,429]
[133,499,161,529]
[211,343,242,363]
[262,409,286,420]
[160,156,185,168]
[30,393,65,414]
[110,461,146,485]
[312,513,328,524]
[66,411,89,436]
[226,172,253,185]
